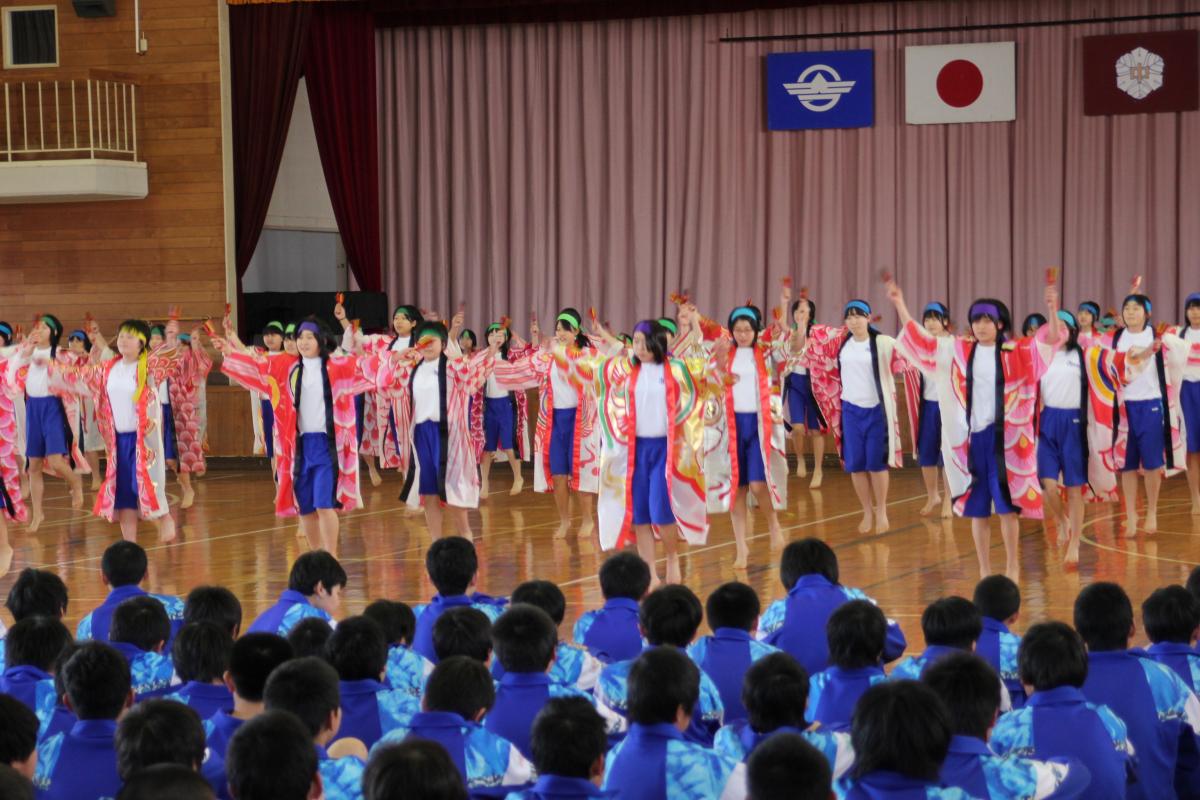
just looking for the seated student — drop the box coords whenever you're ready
[226,710,322,800]
[1073,582,1200,800]
[184,586,243,639]
[363,739,468,800]
[115,699,227,799]
[263,656,367,800]
[688,582,780,723]
[247,551,345,637]
[595,585,725,746]
[432,607,494,664]
[505,697,611,800]
[326,616,415,749]
[602,647,745,799]
[2,568,69,667]
[572,552,651,664]
[714,652,852,780]
[757,539,905,675]
[76,541,185,645]
[973,575,1026,709]
[890,597,983,680]
[806,601,889,732]
[34,642,133,800]
[372,655,534,798]
[412,537,508,663]
[1141,585,1200,798]
[363,599,433,700]
[0,693,39,781]
[116,763,216,800]
[169,622,234,721]
[288,617,334,660]
[0,764,34,800]
[506,580,603,692]
[1187,565,1200,608]
[922,652,1087,799]
[204,633,293,761]
[746,733,833,800]
[110,596,179,699]
[0,616,71,721]
[40,643,78,742]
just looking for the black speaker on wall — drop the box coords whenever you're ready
[72,0,116,18]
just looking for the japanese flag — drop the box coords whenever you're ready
[905,42,1016,124]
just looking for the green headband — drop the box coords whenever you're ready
[657,318,678,335]
[41,315,60,333]
[487,323,504,333]
[556,312,581,330]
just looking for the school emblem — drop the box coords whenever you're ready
[1116,47,1164,99]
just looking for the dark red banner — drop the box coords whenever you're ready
[1083,29,1198,116]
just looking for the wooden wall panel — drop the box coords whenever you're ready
[205,384,255,456]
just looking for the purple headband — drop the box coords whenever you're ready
[633,321,655,337]
[297,321,321,336]
[969,302,1001,321]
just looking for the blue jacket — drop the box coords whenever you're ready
[572,599,643,664]
[245,589,332,637]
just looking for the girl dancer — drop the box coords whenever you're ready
[901,303,953,517]
[249,321,285,475]
[1076,301,1103,348]
[168,330,213,509]
[475,322,531,498]
[67,329,105,487]
[458,329,477,357]
[782,296,828,489]
[1021,314,1046,338]
[1179,293,1200,515]
[148,325,185,495]
[0,322,29,502]
[0,338,28,568]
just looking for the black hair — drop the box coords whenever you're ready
[780,538,838,590]
[425,537,478,597]
[364,599,417,647]
[492,604,557,673]
[1018,621,1088,691]
[1077,301,1101,326]
[1188,565,1200,606]
[556,307,590,350]
[115,699,207,780]
[116,319,152,356]
[364,740,468,800]
[459,329,477,349]
[0,766,33,800]
[326,615,388,681]
[743,652,809,733]
[921,302,950,327]
[1021,313,1047,337]
[1074,582,1133,652]
[486,323,514,360]
[293,315,333,358]
[5,568,68,621]
[599,551,651,600]
[0,322,11,348]
[727,306,763,347]
[183,586,242,638]
[1142,585,1200,645]
[972,575,1020,622]
[747,733,832,800]
[5,615,72,672]
[827,600,887,669]
[67,329,92,352]
[432,607,493,663]
[101,541,149,587]
[511,580,566,626]
[111,596,170,652]
[287,550,347,596]
[0,694,38,766]
[851,680,951,781]
[393,304,422,325]
[424,656,495,719]
[41,313,64,360]
[172,621,232,684]
[227,710,319,800]
[921,652,1001,740]
[529,696,608,779]
[920,596,982,649]
[705,582,760,632]
[790,299,817,336]
[627,646,700,725]
[639,585,703,648]
[263,656,341,739]
[52,641,77,703]
[62,641,131,720]
[967,297,1012,339]
[229,633,293,702]
[286,617,333,660]
[414,320,449,345]
[115,764,215,800]
[632,321,669,365]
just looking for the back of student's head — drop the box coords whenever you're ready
[364,599,417,647]
[228,633,293,702]
[921,652,1001,741]
[227,710,319,800]
[286,550,347,596]
[5,615,72,672]
[973,575,1021,622]
[0,694,38,771]
[326,615,388,681]
[5,568,68,621]
[52,641,78,703]
[627,646,700,726]
[921,596,982,649]
[529,696,607,779]
[1074,582,1133,652]
[742,652,809,733]
[492,604,557,673]
[172,621,232,684]
[598,551,651,601]
[432,606,492,662]
[0,765,33,800]
[364,740,468,800]
[286,617,333,660]
[639,585,703,647]
[826,600,886,669]
[423,656,494,719]
[1142,585,1200,645]
[1187,566,1200,606]
[424,537,478,596]
[61,641,131,720]
[111,596,170,651]
[263,656,340,739]
[183,586,242,638]
[101,541,149,587]
[1018,621,1088,691]
[780,538,838,590]
[706,582,760,632]
[511,580,567,626]
[851,681,951,782]
[116,764,215,800]
[115,699,206,780]
[747,732,833,800]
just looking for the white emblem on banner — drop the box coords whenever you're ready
[1116,47,1165,100]
[783,64,856,112]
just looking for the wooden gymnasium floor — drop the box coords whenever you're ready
[1,457,1197,654]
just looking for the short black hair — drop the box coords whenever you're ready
[747,732,833,800]
[110,596,171,652]
[1142,585,1200,644]
[5,568,68,620]
[598,552,651,601]
[263,656,341,739]
[627,646,700,725]
[101,541,149,587]
[286,617,333,660]
[425,537,478,597]
[326,615,388,681]
[115,764,215,800]
[364,600,417,647]
[287,550,347,596]
[491,604,557,673]
[743,652,809,733]
[780,538,838,590]
[172,621,233,684]
[706,582,761,632]
[1074,582,1133,652]
[229,633,293,702]
[0,765,33,800]
[432,607,492,663]
[423,656,495,719]
[0,694,38,765]
[227,710,319,800]
[827,600,887,669]
[183,586,242,638]
[364,740,467,800]
[1018,622,1089,691]
[921,652,1001,740]
[639,585,703,647]
[920,596,982,649]
[61,641,132,720]
[4,615,72,672]
[851,680,951,782]
[1187,566,1200,605]
[115,699,207,780]
[973,575,1020,622]
[511,580,567,625]
[530,697,607,779]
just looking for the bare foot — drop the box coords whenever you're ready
[1063,540,1080,566]
[857,514,873,534]
[1055,517,1069,547]
[733,543,749,570]
[1006,566,1020,583]
[665,561,683,585]
[1124,513,1138,534]
[1144,513,1157,534]
[91,478,102,491]
[479,476,490,500]
[70,485,84,509]
[295,527,306,541]
[509,476,524,496]
[554,521,570,540]
[181,486,195,510]
[920,496,940,516]
[795,461,807,478]
[769,528,785,549]
[159,522,177,544]
[28,514,44,533]
[874,513,890,533]
[941,497,953,518]
[810,470,823,490]
[0,544,13,576]
[577,518,595,540]
[368,464,382,487]
[647,574,663,592]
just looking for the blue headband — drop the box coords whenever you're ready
[1123,294,1152,313]
[297,321,321,336]
[68,329,87,341]
[0,323,11,338]
[969,302,1002,321]
[1185,292,1200,309]
[1056,310,1078,329]
[1078,301,1101,318]
[844,300,872,317]
[730,307,758,324]
[178,333,192,342]
[922,302,948,318]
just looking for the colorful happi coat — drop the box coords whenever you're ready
[7,348,91,473]
[345,330,416,469]
[167,342,213,475]
[468,341,534,462]
[0,353,28,522]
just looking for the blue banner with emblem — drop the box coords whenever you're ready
[766,49,875,130]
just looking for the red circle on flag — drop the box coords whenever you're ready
[936,59,984,108]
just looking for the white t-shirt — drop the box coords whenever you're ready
[298,358,327,434]
[1117,328,1160,401]
[922,373,940,402]
[106,360,139,433]
[1185,328,1200,383]
[388,334,412,352]
[26,347,53,398]
[1040,350,1082,410]
[732,348,758,413]
[839,337,879,409]
[551,362,578,410]
[635,362,668,438]
[413,360,441,423]
[970,345,998,432]
[157,379,170,406]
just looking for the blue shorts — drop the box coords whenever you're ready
[484,396,516,453]
[917,400,944,468]
[162,403,178,461]
[1037,407,1087,487]
[841,401,887,474]
[786,373,823,431]
[550,408,577,477]
[413,420,442,496]
[735,412,767,486]
[25,396,69,459]
[114,432,139,510]
[632,437,675,526]
[1182,381,1200,454]
[963,424,1018,518]
[293,433,337,515]
[260,398,275,459]
[1122,398,1166,472]
[354,394,366,448]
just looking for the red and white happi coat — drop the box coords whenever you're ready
[347,331,413,469]
[0,353,28,522]
[7,349,91,473]
[167,343,213,475]
[468,342,534,462]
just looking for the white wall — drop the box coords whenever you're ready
[265,78,337,231]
